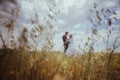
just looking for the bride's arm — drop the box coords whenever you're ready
[66,39,70,44]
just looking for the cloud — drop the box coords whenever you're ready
[55,0,87,13]
[104,0,117,7]
[57,19,65,25]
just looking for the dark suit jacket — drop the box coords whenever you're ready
[62,35,67,42]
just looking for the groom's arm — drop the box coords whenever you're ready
[63,36,66,42]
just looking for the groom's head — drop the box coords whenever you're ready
[65,32,68,36]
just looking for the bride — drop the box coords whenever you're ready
[65,34,75,55]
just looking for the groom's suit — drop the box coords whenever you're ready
[62,35,68,53]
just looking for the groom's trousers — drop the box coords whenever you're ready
[64,43,68,53]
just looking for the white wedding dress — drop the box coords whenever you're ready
[65,38,74,55]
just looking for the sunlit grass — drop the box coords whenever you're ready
[0,49,120,80]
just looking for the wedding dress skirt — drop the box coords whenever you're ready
[65,38,75,55]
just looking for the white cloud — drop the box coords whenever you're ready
[55,0,87,13]
[106,1,116,7]
[57,19,65,25]
[102,0,117,8]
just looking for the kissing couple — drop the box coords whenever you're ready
[62,32,74,55]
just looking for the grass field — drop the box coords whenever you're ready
[0,49,120,80]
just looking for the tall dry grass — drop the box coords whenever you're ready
[0,50,120,80]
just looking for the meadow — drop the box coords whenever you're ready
[0,49,120,80]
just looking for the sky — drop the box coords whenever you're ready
[0,0,120,52]
[50,0,120,52]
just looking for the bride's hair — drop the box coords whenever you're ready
[69,35,72,38]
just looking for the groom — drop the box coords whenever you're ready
[62,32,69,53]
